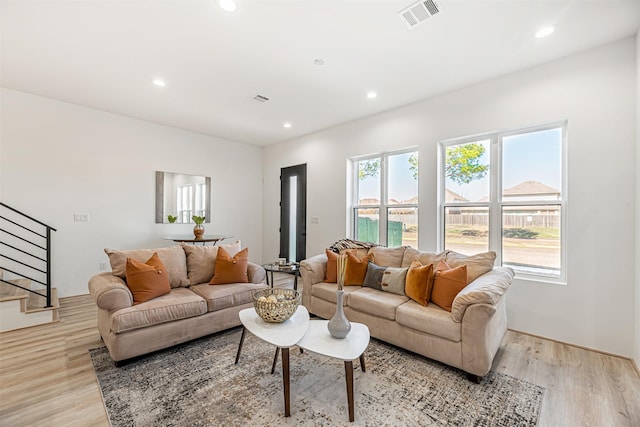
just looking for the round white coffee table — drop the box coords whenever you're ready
[296,320,370,422]
[235,306,310,417]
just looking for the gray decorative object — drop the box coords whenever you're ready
[327,289,351,339]
[89,328,544,427]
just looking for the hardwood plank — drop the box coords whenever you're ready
[1,291,639,426]
[0,295,108,427]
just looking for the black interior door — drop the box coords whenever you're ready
[280,164,306,262]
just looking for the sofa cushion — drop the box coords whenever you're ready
[182,240,242,285]
[105,246,189,288]
[125,253,171,305]
[325,249,338,283]
[210,247,249,285]
[190,282,268,312]
[445,250,496,283]
[311,282,360,306]
[431,261,468,312]
[396,300,461,342]
[344,251,373,286]
[401,247,446,269]
[348,288,409,320]
[368,246,405,268]
[405,260,434,306]
[110,288,206,334]
[380,267,408,295]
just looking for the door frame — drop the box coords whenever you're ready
[279,164,307,262]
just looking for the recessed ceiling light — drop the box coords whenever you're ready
[314,59,325,66]
[219,0,237,12]
[152,79,166,87]
[366,91,377,99]
[283,122,292,128]
[535,26,554,38]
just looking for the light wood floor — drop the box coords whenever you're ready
[1,278,639,426]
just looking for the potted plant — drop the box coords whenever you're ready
[167,215,177,224]
[192,215,205,239]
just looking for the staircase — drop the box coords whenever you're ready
[0,203,59,332]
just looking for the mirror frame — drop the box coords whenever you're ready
[155,171,211,224]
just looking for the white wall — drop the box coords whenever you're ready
[635,30,640,368]
[1,89,263,297]
[263,38,637,357]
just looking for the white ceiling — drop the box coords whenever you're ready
[2,1,639,146]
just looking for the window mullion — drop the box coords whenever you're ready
[380,155,388,246]
[490,136,501,263]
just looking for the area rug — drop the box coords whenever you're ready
[89,328,544,426]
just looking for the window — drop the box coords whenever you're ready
[351,149,418,247]
[440,122,566,281]
[177,183,207,223]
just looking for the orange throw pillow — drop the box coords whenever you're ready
[430,260,468,312]
[325,249,338,283]
[125,252,171,305]
[210,247,249,285]
[405,259,434,306]
[343,251,373,286]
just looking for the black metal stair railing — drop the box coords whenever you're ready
[0,202,57,308]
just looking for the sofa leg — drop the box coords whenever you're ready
[467,373,483,384]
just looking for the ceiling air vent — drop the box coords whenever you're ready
[250,94,270,103]
[398,0,442,29]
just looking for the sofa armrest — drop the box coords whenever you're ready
[451,266,514,322]
[300,253,328,287]
[461,296,508,376]
[247,262,266,284]
[300,253,328,307]
[88,272,133,312]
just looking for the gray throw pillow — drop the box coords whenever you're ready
[362,262,386,290]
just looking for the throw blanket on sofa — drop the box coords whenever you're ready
[328,238,379,253]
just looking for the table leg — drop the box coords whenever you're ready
[271,347,280,374]
[344,360,354,422]
[282,347,291,417]
[293,273,298,291]
[267,270,275,288]
[234,327,246,365]
[359,353,366,372]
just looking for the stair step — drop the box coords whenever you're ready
[0,280,30,302]
[0,276,60,332]
[25,288,59,313]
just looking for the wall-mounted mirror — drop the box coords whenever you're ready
[156,171,211,224]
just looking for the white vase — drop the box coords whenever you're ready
[327,290,351,339]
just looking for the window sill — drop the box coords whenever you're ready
[512,272,566,286]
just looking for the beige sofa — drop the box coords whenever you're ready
[300,246,514,379]
[88,243,267,363]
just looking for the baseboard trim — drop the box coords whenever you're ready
[507,328,640,378]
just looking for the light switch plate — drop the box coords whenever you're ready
[74,213,89,222]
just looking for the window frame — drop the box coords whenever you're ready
[438,121,568,283]
[350,147,419,248]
